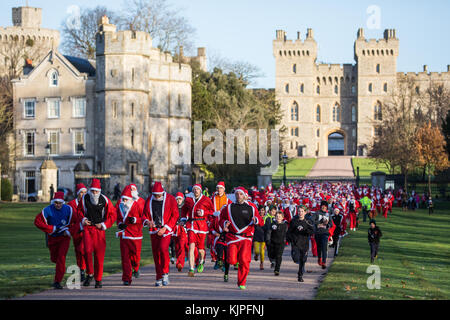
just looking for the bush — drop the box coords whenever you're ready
[1,178,13,201]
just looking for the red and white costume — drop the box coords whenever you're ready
[74,179,117,282]
[218,187,263,288]
[67,183,87,273]
[116,185,144,283]
[143,182,179,281]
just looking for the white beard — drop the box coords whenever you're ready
[132,191,139,201]
[88,191,100,205]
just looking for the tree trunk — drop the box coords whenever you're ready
[404,169,408,194]
[428,169,432,197]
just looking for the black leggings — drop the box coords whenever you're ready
[316,233,329,263]
[215,243,230,275]
[268,243,285,272]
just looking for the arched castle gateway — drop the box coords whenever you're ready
[274,28,450,158]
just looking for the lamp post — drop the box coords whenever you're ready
[282,152,288,187]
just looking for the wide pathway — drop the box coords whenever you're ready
[19,246,335,300]
[307,156,355,177]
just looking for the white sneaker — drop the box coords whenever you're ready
[162,274,169,286]
[155,279,163,287]
[171,257,175,264]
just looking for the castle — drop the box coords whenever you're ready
[5,6,206,200]
[274,28,450,158]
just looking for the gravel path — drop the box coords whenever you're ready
[19,245,335,300]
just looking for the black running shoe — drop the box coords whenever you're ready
[95,281,102,288]
[53,282,63,289]
[83,275,93,287]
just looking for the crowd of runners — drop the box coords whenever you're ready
[34,179,400,290]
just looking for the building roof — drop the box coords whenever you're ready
[63,55,96,77]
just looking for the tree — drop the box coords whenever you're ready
[369,76,422,192]
[415,122,449,196]
[118,0,196,54]
[61,6,118,59]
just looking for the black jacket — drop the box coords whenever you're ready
[287,216,314,250]
[265,220,288,245]
[368,226,382,243]
[253,224,265,243]
[314,210,332,235]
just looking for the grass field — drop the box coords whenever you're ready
[352,157,399,177]
[273,158,317,178]
[0,202,154,299]
[316,201,450,300]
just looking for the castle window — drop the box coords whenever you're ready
[24,131,35,156]
[131,129,135,147]
[293,51,296,56]
[73,97,86,118]
[381,50,384,56]
[178,94,182,109]
[351,105,357,123]
[368,83,373,93]
[306,51,309,56]
[300,83,304,94]
[49,70,58,87]
[302,50,305,56]
[131,68,135,82]
[73,129,86,155]
[415,86,420,95]
[295,128,299,137]
[47,98,60,119]
[285,84,290,93]
[316,77,320,84]
[316,105,321,122]
[317,129,320,137]
[390,49,394,55]
[297,50,301,56]
[351,85,356,95]
[374,102,382,121]
[351,76,355,83]
[131,102,135,117]
[352,128,356,137]
[290,141,293,149]
[24,99,36,118]
[362,50,365,56]
[316,86,320,95]
[345,76,350,83]
[288,51,291,56]
[383,83,388,92]
[112,101,118,119]
[329,77,332,84]
[47,130,60,156]
[376,64,380,73]
[372,50,375,55]
[279,51,282,56]
[334,85,338,94]
[377,50,379,55]
[323,77,326,85]
[335,77,338,84]
[293,64,297,73]
[291,102,299,121]
[374,127,382,137]
[130,163,136,182]
[332,103,341,122]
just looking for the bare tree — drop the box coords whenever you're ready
[61,6,118,59]
[118,0,196,54]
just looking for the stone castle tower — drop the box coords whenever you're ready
[95,16,193,193]
[0,6,60,76]
[273,27,448,158]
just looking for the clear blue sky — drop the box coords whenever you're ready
[2,0,449,88]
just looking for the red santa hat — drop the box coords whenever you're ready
[90,179,101,192]
[192,184,202,192]
[129,184,137,191]
[152,182,165,195]
[76,183,87,195]
[216,181,225,190]
[51,191,65,204]
[175,192,184,200]
[121,185,133,201]
[234,187,248,197]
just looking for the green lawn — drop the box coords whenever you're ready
[0,202,154,299]
[273,158,317,178]
[316,201,450,300]
[352,157,398,177]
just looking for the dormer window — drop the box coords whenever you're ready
[50,70,59,87]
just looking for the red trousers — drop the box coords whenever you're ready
[310,235,317,256]
[48,236,71,283]
[174,234,188,268]
[208,234,217,261]
[120,238,142,282]
[383,207,389,219]
[150,234,172,280]
[72,233,86,271]
[83,226,106,281]
[349,212,357,229]
[227,240,252,287]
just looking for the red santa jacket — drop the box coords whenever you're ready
[116,200,144,240]
[283,205,297,224]
[116,197,145,215]
[143,193,179,237]
[181,194,214,234]
[75,193,117,232]
[218,201,263,245]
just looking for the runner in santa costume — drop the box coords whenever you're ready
[210,181,232,268]
[182,184,214,276]
[67,183,87,282]
[116,185,144,285]
[174,192,189,272]
[34,192,77,289]
[143,182,179,287]
[75,179,117,288]
[219,187,264,290]
[382,194,390,219]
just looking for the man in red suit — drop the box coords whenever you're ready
[182,184,214,277]
[143,182,179,287]
[34,192,77,289]
[116,185,144,285]
[174,192,188,272]
[130,184,146,212]
[67,183,87,282]
[75,179,117,288]
[219,187,264,290]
